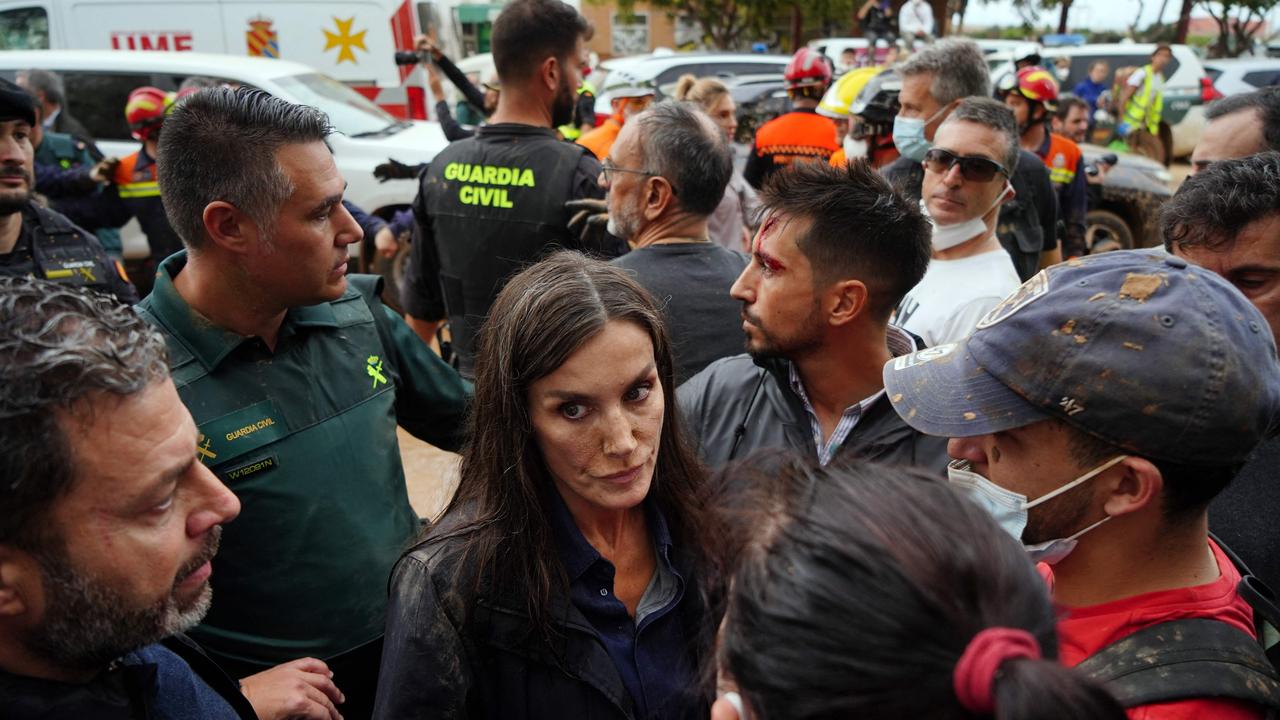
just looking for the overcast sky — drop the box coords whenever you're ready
[955,0,1273,33]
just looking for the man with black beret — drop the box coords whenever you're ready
[0,78,136,304]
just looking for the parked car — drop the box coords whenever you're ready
[0,49,448,271]
[991,43,1216,159]
[724,75,789,144]
[808,37,891,70]
[1078,144,1172,251]
[1203,58,1280,95]
[593,51,789,120]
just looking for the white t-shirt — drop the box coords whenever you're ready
[899,0,934,36]
[1127,66,1166,96]
[894,247,1022,346]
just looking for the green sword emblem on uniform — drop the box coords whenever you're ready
[367,355,387,388]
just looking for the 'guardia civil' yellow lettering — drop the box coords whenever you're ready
[443,163,535,187]
[225,417,277,442]
[459,185,515,208]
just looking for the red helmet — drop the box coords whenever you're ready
[125,86,171,141]
[1007,66,1060,111]
[785,47,833,91]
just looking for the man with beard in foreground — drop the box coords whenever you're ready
[677,161,948,472]
[401,0,626,377]
[0,279,346,720]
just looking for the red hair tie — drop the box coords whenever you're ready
[953,627,1042,714]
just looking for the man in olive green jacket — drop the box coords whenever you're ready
[136,86,471,720]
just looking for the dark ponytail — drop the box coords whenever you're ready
[707,453,1125,720]
[995,657,1124,720]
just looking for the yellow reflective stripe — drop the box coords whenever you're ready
[1049,168,1076,184]
[118,181,160,198]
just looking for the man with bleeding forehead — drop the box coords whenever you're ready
[894,97,1023,346]
[678,161,948,472]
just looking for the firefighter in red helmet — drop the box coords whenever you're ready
[743,47,840,189]
[1000,66,1088,257]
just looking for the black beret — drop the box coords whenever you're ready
[0,77,36,126]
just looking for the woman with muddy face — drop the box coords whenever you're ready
[372,251,712,720]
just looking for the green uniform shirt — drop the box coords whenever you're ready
[136,251,472,666]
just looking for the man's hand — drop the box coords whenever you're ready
[240,657,345,720]
[374,226,399,258]
[414,34,443,62]
[373,158,421,183]
[90,157,120,184]
[566,198,609,238]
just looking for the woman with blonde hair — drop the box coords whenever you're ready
[673,74,759,252]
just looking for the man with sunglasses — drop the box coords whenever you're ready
[883,39,1060,283]
[895,98,1022,347]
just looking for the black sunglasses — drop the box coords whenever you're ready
[922,148,1010,182]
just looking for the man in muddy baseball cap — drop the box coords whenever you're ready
[883,249,1280,716]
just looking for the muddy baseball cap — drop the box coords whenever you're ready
[883,250,1280,465]
[0,77,35,126]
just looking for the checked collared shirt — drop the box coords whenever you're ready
[788,326,918,465]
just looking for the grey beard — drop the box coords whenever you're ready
[21,528,219,672]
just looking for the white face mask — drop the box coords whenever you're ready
[844,134,869,160]
[947,455,1126,564]
[920,182,1012,251]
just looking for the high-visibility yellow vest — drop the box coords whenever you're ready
[558,80,597,140]
[1122,64,1164,135]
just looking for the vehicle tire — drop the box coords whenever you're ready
[1086,209,1134,254]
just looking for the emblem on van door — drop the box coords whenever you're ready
[323,17,368,65]
[247,17,279,58]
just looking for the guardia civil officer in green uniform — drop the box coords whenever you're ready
[136,86,471,720]
[0,78,136,304]
[402,0,627,378]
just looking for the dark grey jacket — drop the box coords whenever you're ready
[677,353,950,472]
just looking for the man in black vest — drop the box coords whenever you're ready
[0,78,136,304]
[401,0,626,377]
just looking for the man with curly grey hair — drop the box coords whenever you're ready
[0,277,254,717]
[0,278,359,719]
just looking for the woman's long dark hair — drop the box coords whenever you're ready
[425,251,707,649]
[711,454,1124,720]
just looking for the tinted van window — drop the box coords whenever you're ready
[0,7,49,50]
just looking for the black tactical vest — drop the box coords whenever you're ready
[420,125,591,376]
[1,203,133,302]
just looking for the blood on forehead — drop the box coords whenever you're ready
[753,212,789,271]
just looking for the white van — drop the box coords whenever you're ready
[0,49,449,261]
[0,0,504,118]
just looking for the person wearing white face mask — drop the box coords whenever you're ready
[883,249,1280,718]
[883,39,1062,282]
[893,97,1022,346]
